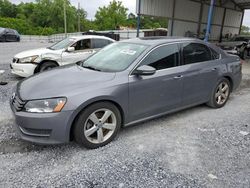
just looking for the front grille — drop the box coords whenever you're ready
[12,94,25,111]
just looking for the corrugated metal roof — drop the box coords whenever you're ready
[229,0,250,9]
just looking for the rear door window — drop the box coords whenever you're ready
[182,43,212,65]
[92,39,112,49]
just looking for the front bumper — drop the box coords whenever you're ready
[11,107,74,144]
[10,62,37,77]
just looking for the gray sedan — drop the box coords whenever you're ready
[10,37,242,149]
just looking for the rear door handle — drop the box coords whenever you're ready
[173,75,183,79]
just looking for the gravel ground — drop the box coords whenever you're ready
[0,41,250,188]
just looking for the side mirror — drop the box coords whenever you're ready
[67,47,75,52]
[132,65,156,76]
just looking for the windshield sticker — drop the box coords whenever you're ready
[120,49,136,55]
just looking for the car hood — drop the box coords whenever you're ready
[218,41,245,47]
[17,65,116,100]
[14,48,63,59]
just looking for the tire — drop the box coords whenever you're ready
[39,61,58,72]
[73,102,121,149]
[207,78,231,108]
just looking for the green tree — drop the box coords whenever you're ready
[0,0,17,17]
[140,16,168,29]
[241,25,250,35]
[95,0,128,30]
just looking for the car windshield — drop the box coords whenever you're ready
[49,38,75,50]
[82,42,148,72]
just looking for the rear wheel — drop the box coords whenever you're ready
[207,78,231,108]
[73,102,121,149]
[39,61,58,72]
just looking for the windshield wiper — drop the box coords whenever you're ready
[82,65,101,72]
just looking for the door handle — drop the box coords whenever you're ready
[173,75,183,79]
[212,68,217,71]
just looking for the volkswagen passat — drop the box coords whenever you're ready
[10,37,242,149]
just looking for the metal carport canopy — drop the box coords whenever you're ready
[136,0,250,41]
[233,0,250,9]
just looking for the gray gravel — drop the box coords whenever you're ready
[0,41,250,188]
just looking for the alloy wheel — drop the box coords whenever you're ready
[84,108,117,144]
[215,81,230,105]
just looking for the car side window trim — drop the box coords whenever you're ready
[129,42,182,76]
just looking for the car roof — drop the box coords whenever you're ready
[69,35,115,41]
[121,36,203,46]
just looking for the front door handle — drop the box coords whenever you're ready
[173,75,183,79]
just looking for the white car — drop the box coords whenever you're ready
[10,35,115,77]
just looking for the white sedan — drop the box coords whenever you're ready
[10,35,115,77]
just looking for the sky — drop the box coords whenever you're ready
[10,0,250,27]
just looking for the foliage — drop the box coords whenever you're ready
[0,17,55,35]
[0,0,87,35]
[0,0,17,17]
[95,0,128,30]
[0,0,169,35]
[240,25,250,35]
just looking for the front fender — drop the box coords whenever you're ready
[64,84,129,141]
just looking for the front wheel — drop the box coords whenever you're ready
[39,61,58,72]
[207,78,231,108]
[73,102,121,149]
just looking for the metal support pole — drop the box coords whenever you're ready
[219,8,226,42]
[64,0,67,38]
[136,0,141,38]
[204,0,215,42]
[239,10,245,35]
[78,2,81,32]
[170,0,176,36]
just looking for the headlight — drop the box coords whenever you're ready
[19,55,39,63]
[23,98,66,113]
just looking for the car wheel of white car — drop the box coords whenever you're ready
[39,61,58,72]
[73,102,122,149]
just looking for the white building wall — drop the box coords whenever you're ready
[224,9,243,27]
[139,0,173,18]
[202,5,224,25]
[172,21,198,36]
[174,0,200,22]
